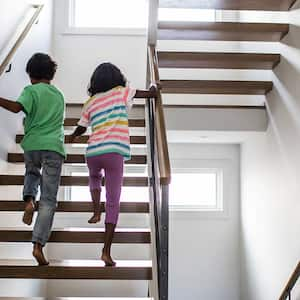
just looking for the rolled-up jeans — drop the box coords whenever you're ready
[23,150,63,246]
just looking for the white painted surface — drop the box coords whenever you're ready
[240,4,300,299]
[169,143,240,300]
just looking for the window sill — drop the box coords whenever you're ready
[170,209,229,220]
[62,27,148,36]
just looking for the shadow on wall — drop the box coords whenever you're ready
[265,20,300,176]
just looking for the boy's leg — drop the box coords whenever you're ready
[32,151,63,265]
[87,156,103,224]
[23,151,42,225]
[101,153,123,266]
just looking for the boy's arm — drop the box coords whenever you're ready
[68,125,87,143]
[0,97,23,113]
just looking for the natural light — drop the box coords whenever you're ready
[71,0,148,28]
[170,171,222,210]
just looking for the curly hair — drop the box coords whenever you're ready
[26,53,57,80]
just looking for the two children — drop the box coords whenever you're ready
[0,55,156,266]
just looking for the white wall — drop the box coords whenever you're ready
[52,0,148,102]
[241,4,300,299]
[0,0,53,296]
[169,143,240,300]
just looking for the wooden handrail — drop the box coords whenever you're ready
[0,4,44,76]
[148,45,171,185]
[279,261,300,300]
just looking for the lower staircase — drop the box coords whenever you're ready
[0,102,165,299]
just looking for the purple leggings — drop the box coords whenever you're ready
[86,153,124,224]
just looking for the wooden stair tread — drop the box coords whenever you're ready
[64,118,145,127]
[0,201,149,213]
[161,80,273,95]
[158,21,289,41]
[158,51,281,69]
[8,153,147,164]
[0,228,150,243]
[0,259,152,280]
[16,135,146,145]
[159,0,297,11]
[0,175,148,186]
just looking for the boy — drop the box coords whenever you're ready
[0,53,65,265]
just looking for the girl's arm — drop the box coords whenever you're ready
[68,125,87,143]
[0,97,23,113]
[134,84,158,99]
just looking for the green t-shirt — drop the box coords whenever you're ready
[17,83,66,158]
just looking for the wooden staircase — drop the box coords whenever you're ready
[156,0,295,104]
[0,105,154,298]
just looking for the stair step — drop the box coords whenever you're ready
[158,51,281,69]
[161,80,273,94]
[158,21,289,41]
[64,118,145,127]
[8,153,147,164]
[15,135,146,145]
[0,175,148,186]
[159,0,297,11]
[0,228,150,243]
[0,259,152,280]
[0,201,149,213]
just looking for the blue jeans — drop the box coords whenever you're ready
[23,150,63,246]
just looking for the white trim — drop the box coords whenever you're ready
[63,0,148,36]
[62,27,147,36]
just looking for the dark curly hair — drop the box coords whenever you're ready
[26,53,57,80]
[88,62,127,96]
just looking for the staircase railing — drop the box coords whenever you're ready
[279,261,300,300]
[0,4,44,76]
[146,44,171,300]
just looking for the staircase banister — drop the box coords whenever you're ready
[0,4,44,77]
[279,261,300,300]
[148,45,171,185]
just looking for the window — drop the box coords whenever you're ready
[170,169,223,211]
[69,0,148,29]
[158,8,216,22]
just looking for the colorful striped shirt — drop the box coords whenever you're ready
[78,86,136,160]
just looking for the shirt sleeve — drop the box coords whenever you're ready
[77,102,90,127]
[17,87,33,115]
[123,86,136,111]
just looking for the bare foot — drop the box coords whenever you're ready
[33,244,49,266]
[101,251,116,267]
[88,214,101,224]
[23,200,35,225]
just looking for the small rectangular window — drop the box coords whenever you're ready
[170,169,223,211]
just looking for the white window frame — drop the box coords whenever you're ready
[62,0,148,36]
[170,167,223,212]
[169,159,233,218]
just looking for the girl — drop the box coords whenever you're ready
[69,62,156,266]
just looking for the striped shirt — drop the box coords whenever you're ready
[78,86,136,160]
